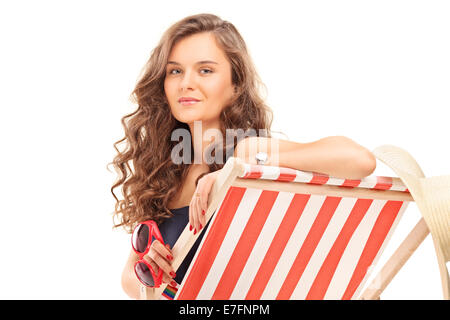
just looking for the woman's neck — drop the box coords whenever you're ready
[188,119,222,166]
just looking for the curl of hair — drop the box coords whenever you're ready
[109,13,275,233]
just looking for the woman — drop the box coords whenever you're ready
[110,13,376,300]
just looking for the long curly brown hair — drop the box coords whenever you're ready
[110,13,274,233]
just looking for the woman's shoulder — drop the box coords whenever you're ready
[169,205,189,212]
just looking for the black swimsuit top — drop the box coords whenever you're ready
[158,206,208,284]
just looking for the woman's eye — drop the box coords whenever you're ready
[168,69,180,75]
[167,68,212,75]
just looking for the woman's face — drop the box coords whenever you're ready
[164,32,235,127]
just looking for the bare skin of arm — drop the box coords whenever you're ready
[190,135,376,234]
[121,241,175,300]
[233,135,376,179]
[121,249,153,300]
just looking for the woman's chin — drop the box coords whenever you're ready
[175,116,202,125]
[173,112,206,125]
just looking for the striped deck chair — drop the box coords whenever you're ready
[144,145,449,300]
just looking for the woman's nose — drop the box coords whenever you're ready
[180,70,196,91]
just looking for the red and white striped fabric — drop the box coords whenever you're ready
[240,164,409,192]
[175,165,410,300]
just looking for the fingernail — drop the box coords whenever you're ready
[170,280,177,287]
[189,224,193,231]
[193,229,197,235]
[202,210,205,215]
[170,271,176,278]
[165,244,171,249]
[167,255,173,261]
[199,224,203,230]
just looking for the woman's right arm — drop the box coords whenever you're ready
[121,249,156,300]
[121,240,176,299]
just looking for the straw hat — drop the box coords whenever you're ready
[373,145,450,299]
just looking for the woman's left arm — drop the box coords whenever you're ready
[189,135,376,233]
[234,135,376,180]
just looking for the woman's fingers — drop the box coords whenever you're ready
[142,254,159,274]
[191,183,204,233]
[162,272,175,285]
[189,170,221,234]
[189,194,198,234]
[189,194,201,234]
[203,171,219,210]
[143,241,176,282]
[151,239,173,262]
[194,192,202,232]
[199,170,219,225]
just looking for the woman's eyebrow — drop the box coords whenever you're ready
[167,60,219,66]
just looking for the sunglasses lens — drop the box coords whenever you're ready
[135,262,155,287]
[132,224,149,253]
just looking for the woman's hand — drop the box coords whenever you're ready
[189,170,221,234]
[142,241,177,286]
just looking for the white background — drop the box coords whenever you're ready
[0,1,448,299]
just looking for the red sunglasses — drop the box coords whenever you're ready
[131,220,164,288]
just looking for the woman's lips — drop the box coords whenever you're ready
[179,100,200,106]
